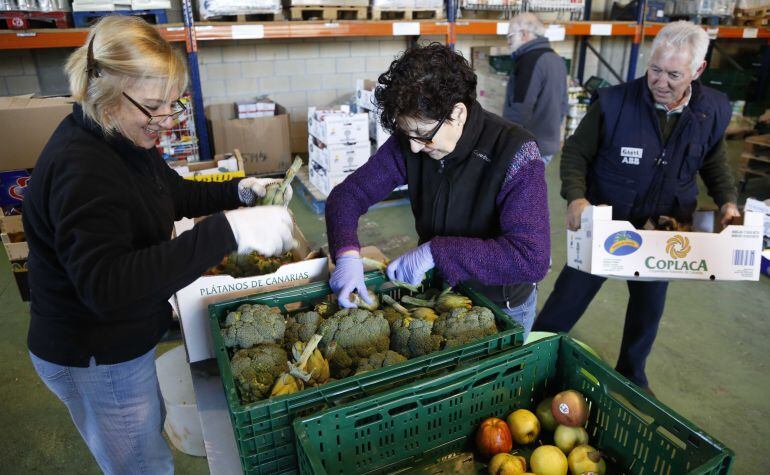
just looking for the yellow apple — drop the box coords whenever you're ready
[554,425,589,454]
[488,453,527,475]
[506,409,540,445]
[530,445,568,475]
[568,445,606,475]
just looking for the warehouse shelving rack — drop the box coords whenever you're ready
[1,0,768,160]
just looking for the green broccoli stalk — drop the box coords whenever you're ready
[230,344,288,404]
[221,304,286,349]
[431,306,498,348]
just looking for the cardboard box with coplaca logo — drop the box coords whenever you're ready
[568,205,764,281]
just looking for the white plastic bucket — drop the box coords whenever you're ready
[155,345,206,457]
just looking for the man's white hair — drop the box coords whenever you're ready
[651,21,709,74]
[508,12,546,37]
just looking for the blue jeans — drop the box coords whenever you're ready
[502,285,537,340]
[29,348,173,475]
[541,154,553,166]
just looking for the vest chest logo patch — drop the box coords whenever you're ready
[620,147,643,165]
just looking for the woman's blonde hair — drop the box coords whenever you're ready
[65,15,188,133]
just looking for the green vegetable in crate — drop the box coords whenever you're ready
[354,350,407,375]
[221,304,286,349]
[432,306,497,348]
[284,311,324,350]
[390,315,443,358]
[313,300,339,319]
[317,308,390,378]
[259,156,302,206]
[291,338,330,386]
[271,334,324,397]
[214,251,293,278]
[351,289,380,310]
[230,344,288,403]
[435,287,472,313]
[410,307,438,323]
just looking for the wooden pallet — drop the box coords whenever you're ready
[205,10,285,22]
[0,11,71,29]
[734,15,769,27]
[371,7,444,20]
[289,5,367,20]
[738,134,770,190]
[295,166,409,214]
[735,6,770,18]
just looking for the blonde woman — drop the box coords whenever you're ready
[23,16,293,473]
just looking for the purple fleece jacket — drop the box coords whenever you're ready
[325,136,550,286]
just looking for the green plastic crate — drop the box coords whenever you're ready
[294,335,733,475]
[208,271,525,474]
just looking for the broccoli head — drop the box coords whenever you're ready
[221,303,286,349]
[284,311,324,350]
[230,344,288,404]
[390,316,443,358]
[355,350,408,375]
[317,308,390,378]
[431,306,498,348]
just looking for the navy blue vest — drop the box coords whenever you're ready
[587,77,730,224]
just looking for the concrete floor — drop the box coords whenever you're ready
[1,140,768,474]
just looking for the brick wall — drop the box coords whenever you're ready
[198,36,410,152]
[0,50,40,96]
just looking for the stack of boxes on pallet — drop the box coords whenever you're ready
[307,105,369,197]
[355,79,391,154]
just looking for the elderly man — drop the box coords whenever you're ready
[534,21,740,393]
[503,12,568,165]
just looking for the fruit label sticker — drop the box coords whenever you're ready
[559,403,570,415]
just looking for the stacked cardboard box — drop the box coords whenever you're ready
[206,101,292,176]
[235,97,276,119]
[355,79,391,154]
[307,105,368,197]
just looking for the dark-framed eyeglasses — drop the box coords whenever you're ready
[401,113,449,144]
[122,92,187,126]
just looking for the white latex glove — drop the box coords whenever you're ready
[224,206,294,256]
[237,178,293,206]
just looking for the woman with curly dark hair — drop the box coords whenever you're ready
[325,43,550,335]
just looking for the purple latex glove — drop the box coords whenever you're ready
[330,254,374,309]
[386,242,435,287]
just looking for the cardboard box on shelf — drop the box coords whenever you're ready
[567,205,764,281]
[173,218,328,362]
[167,153,245,182]
[0,95,73,171]
[307,158,355,197]
[308,105,368,146]
[308,136,369,175]
[206,102,291,176]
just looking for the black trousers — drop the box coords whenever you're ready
[534,265,668,388]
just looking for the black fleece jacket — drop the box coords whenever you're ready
[24,104,240,367]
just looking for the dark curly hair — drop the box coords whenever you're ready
[375,42,477,134]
